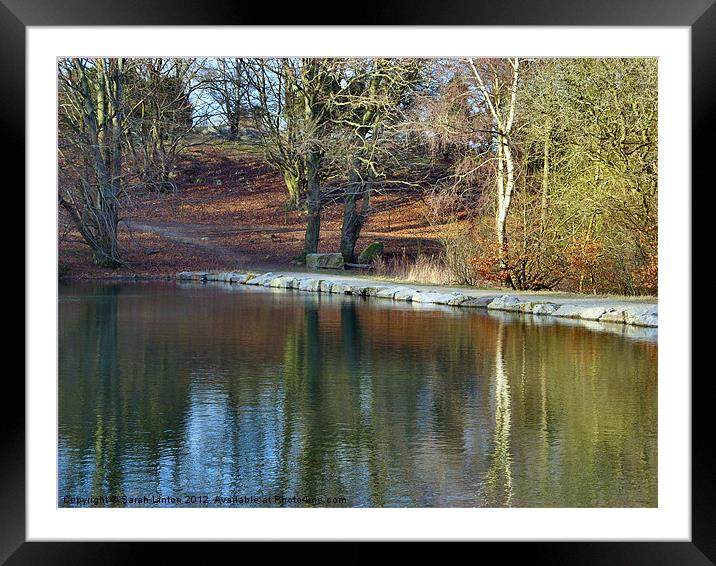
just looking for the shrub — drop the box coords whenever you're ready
[467,216,567,291]
[632,253,658,296]
[440,234,482,286]
[561,235,604,294]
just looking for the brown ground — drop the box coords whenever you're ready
[59,141,444,279]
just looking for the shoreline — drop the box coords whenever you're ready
[172,269,658,328]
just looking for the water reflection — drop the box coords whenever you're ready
[483,321,513,507]
[58,282,657,507]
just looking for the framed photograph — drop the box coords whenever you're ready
[11,0,708,560]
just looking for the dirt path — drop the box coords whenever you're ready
[123,219,275,270]
[126,218,434,241]
[123,217,439,267]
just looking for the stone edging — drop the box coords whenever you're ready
[177,271,658,328]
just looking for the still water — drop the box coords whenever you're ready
[58,282,657,508]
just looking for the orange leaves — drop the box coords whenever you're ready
[630,224,658,295]
[632,253,658,295]
[560,235,604,294]
[469,240,506,285]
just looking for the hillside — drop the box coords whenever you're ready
[59,140,444,279]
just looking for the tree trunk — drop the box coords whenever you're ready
[339,166,367,263]
[470,58,519,289]
[283,169,303,209]
[69,58,124,268]
[540,122,551,233]
[303,146,322,256]
[340,201,363,263]
[228,100,241,140]
[94,206,119,267]
[495,135,516,288]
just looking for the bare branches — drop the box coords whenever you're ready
[124,58,201,192]
[57,57,657,293]
[58,58,127,267]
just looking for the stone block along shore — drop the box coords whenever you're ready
[177,270,658,328]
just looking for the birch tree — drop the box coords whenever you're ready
[468,58,520,285]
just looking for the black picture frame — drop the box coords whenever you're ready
[8,0,707,561]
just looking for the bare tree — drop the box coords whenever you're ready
[246,58,339,256]
[467,58,520,284]
[246,59,307,208]
[58,58,127,267]
[124,58,199,192]
[296,59,339,256]
[333,58,422,262]
[201,58,248,140]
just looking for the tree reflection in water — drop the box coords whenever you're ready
[59,282,657,507]
[483,320,513,507]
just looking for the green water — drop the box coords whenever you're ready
[58,282,657,508]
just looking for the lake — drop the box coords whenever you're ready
[58,281,657,507]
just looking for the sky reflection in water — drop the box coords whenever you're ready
[58,282,657,508]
